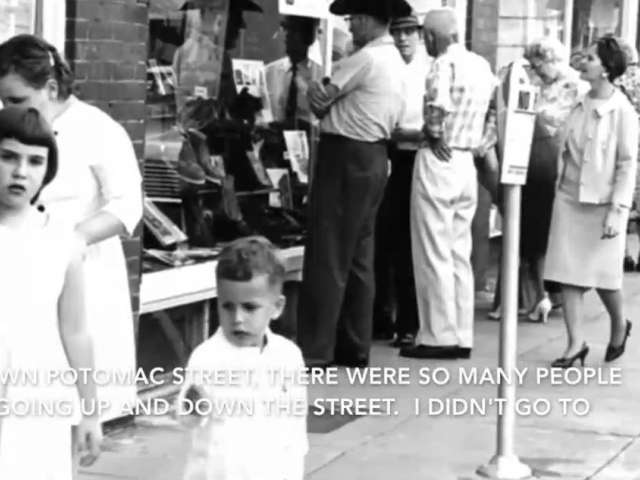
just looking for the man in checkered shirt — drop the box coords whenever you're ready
[400,8,497,360]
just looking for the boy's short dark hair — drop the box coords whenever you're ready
[216,236,286,288]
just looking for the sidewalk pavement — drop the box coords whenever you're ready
[80,274,640,480]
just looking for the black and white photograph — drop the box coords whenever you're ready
[1,0,640,479]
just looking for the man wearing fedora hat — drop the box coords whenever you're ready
[400,8,498,360]
[298,0,411,368]
[374,11,432,347]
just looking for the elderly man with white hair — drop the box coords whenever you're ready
[400,8,497,359]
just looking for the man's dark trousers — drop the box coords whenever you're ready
[298,133,388,366]
[373,147,419,338]
[388,147,419,337]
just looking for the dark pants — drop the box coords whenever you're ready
[374,148,419,337]
[298,134,388,365]
[373,172,394,337]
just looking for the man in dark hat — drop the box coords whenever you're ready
[265,16,323,129]
[374,11,432,347]
[297,0,411,368]
[400,8,498,360]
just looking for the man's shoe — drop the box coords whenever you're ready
[391,333,415,348]
[456,347,472,359]
[304,360,334,370]
[399,345,459,359]
[372,330,395,341]
[624,255,636,272]
[333,355,369,368]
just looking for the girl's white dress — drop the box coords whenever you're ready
[0,211,81,479]
[39,96,143,421]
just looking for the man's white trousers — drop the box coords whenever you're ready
[410,147,478,348]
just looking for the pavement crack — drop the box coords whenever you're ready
[585,435,640,479]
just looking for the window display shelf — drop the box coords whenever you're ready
[139,245,304,314]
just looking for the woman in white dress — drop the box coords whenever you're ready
[0,35,143,422]
[0,106,101,479]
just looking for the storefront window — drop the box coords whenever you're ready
[143,0,311,262]
[0,0,39,42]
[571,0,623,52]
[496,0,568,70]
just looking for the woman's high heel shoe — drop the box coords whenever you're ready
[605,321,632,362]
[487,306,501,320]
[528,297,552,323]
[551,343,589,368]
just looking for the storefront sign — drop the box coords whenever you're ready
[278,0,330,18]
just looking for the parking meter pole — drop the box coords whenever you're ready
[477,185,531,479]
[497,184,526,463]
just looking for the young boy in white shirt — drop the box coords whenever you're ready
[177,236,308,480]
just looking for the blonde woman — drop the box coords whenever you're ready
[546,36,638,367]
[520,38,587,322]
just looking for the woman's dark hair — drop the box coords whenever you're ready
[0,34,74,100]
[596,35,627,83]
[0,106,58,202]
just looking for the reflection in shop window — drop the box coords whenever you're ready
[0,0,39,43]
[496,0,567,70]
[571,0,623,52]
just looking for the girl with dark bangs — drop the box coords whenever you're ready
[0,106,101,478]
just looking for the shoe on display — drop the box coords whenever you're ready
[177,135,206,185]
[186,128,222,183]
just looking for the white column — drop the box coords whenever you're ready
[41,0,66,54]
[563,0,575,55]
[621,0,638,46]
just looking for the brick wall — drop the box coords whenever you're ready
[65,0,149,331]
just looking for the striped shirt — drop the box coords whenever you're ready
[425,43,497,150]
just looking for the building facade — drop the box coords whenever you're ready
[4,0,640,374]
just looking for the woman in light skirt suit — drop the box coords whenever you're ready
[545,36,638,368]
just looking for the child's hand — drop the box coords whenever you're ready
[77,416,103,467]
[174,384,209,428]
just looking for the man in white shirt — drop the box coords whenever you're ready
[374,12,432,346]
[265,16,323,130]
[298,0,411,368]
